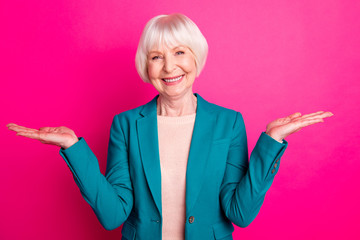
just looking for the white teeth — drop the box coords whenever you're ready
[163,75,183,82]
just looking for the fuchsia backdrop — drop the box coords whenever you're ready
[1,0,359,239]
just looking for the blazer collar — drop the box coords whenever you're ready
[136,93,216,217]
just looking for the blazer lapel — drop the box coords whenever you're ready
[136,93,216,218]
[185,93,216,217]
[136,95,162,215]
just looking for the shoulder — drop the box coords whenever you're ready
[116,105,143,119]
[117,95,157,118]
[207,100,238,115]
[110,96,155,128]
[200,95,244,126]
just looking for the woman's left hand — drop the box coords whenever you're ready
[265,111,333,142]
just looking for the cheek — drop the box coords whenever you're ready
[182,59,197,74]
[147,64,158,79]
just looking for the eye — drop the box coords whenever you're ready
[175,51,185,55]
[152,56,160,60]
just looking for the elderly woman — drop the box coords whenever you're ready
[7,14,332,240]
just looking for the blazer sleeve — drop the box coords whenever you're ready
[220,112,287,227]
[59,114,133,230]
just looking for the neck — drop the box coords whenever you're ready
[157,92,197,116]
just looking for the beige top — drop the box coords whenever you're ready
[157,113,196,240]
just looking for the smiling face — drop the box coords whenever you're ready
[147,45,197,99]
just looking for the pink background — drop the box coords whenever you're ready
[1,0,359,239]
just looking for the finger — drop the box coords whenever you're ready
[17,131,56,142]
[7,123,20,129]
[299,111,334,121]
[18,131,64,146]
[39,127,53,132]
[8,125,38,133]
[320,111,334,118]
[296,111,325,120]
[16,131,42,140]
[296,118,324,128]
[8,126,36,133]
[7,123,31,130]
[288,112,301,119]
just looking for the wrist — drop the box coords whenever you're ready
[265,131,283,143]
[62,137,79,149]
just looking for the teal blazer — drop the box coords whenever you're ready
[60,93,287,240]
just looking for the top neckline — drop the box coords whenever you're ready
[157,113,196,124]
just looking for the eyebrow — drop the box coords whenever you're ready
[148,50,162,55]
[148,46,186,54]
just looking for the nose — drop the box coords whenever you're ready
[163,55,176,73]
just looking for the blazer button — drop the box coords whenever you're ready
[188,216,195,224]
[274,163,278,168]
[271,169,276,174]
[276,159,280,163]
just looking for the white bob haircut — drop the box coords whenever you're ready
[135,13,209,83]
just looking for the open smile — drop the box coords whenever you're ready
[162,75,185,83]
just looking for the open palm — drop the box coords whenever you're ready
[265,111,333,142]
[6,123,78,149]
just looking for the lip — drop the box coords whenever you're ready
[161,74,185,86]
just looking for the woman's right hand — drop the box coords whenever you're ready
[6,123,78,149]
